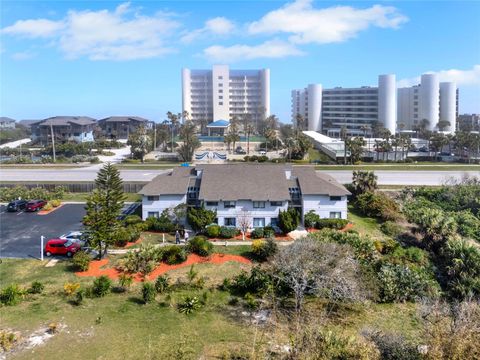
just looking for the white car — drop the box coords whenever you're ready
[60,231,88,246]
[259,150,267,155]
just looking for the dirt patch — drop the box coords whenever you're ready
[75,253,252,282]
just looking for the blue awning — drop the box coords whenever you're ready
[206,119,230,128]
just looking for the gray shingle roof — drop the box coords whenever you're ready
[293,167,351,196]
[98,116,149,123]
[18,120,39,127]
[198,164,291,201]
[139,172,191,196]
[138,164,350,199]
[0,117,15,123]
[36,116,96,126]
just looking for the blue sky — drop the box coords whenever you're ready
[1,0,479,123]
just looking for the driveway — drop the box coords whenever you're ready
[0,204,86,259]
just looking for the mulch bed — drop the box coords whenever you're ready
[38,204,64,215]
[75,253,252,282]
[209,233,293,242]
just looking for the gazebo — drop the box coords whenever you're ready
[206,120,230,136]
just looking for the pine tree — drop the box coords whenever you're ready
[83,163,126,258]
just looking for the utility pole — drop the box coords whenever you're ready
[153,122,156,151]
[50,123,56,162]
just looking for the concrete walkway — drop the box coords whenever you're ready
[0,138,31,149]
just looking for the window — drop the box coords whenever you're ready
[270,201,282,207]
[148,211,159,218]
[329,212,341,219]
[270,218,279,227]
[224,201,236,208]
[253,201,265,208]
[218,89,223,93]
[147,196,159,201]
[224,217,236,226]
[218,76,223,79]
[219,102,223,105]
[253,218,265,228]
[219,96,223,99]
[219,83,223,87]
[206,201,218,206]
[330,196,341,201]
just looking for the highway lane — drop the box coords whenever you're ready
[0,168,478,185]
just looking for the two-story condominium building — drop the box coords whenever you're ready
[139,164,350,229]
[97,116,152,140]
[30,116,96,144]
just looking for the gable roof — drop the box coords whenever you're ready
[293,167,351,196]
[0,117,15,123]
[18,120,39,127]
[138,171,191,196]
[198,164,291,201]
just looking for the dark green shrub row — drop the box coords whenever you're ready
[243,155,269,162]
[0,185,66,202]
[356,191,401,221]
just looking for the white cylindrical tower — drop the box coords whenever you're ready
[261,69,270,117]
[378,74,397,134]
[420,73,440,131]
[181,68,191,118]
[439,82,457,133]
[307,84,322,132]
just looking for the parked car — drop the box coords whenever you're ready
[60,231,89,247]
[44,239,81,257]
[258,149,267,155]
[25,200,47,212]
[235,147,246,155]
[6,200,28,212]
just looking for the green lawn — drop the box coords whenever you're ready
[62,192,141,202]
[347,205,386,240]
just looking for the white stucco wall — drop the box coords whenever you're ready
[142,194,186,220]
[302,195,348,220]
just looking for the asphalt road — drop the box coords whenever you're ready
[0,204,86,258]
[0,168,478,185]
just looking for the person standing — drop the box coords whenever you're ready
[175,230,180,244]
[184,230,189,243]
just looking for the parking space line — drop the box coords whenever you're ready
[16,211,24,216]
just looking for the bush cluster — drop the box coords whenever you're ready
[243,155,269,162]
[380,221,404,238]
[92,276,112,297]
[187,206,216,232]
[278,208,300,233]
[145,213,175,233]
[205,224,220,238]
[0,284,24,306]
[185,236,213,257]
[114,226,140,247]
[356,191,401,221]
[219,226,238,239]
[72,251,91,271]
[0,185,66,202]
[251,238,278,261]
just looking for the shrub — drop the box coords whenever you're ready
[178,296,201,314]
[315,218,348,230]
[219,226,237,239]
[0,330,19,352]
[124,215,142,225]
[380,221,404,238]
[278,208,300,233]
[117,243,162,274]
[114,226,140,247]
[250,227,264,239]
[440,239,480,299]
[28,281,44,294]
[42,203,53,211]
[205,224,220,238]
[162,245,187,265]
[263,225,275,238]
[304,210,320,228]
[243,293,258,309]
[63,282,80,296]
[228,267,271,296]
[75,288,85,305]
[377,264,438,302]
[187,206,217,232]
[363,330,421,360]
[145,213,175,233]
[356,191,401,221]
[118,273,133,291]
[142,282,156,303]
[186,236,213,257]
[155,275,170,293]
[92,276,112,297]
[72,251,90,271]
[251,238,278,261]
[0,284,24,306]
[454,210,480,241]
[50,199,61,207]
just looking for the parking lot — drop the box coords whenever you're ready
[0,204,86,258]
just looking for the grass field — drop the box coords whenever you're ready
[61,192,142,202]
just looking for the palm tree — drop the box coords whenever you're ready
[295,113,305,133]
[352,170,378,196]
[167,111,181,153]
[436,120,451,132]
[178,121,201,162]
[360,124,370,138]
[340,126,348,165]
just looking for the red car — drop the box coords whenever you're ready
[25,200,47,212]
[45,239,81,257]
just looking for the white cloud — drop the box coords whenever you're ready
[248,0,408,44]
[11,51,36,60]
[397,65,480,87]
[1,2,180,61]
[203,39,304,62]
[2,19,65,38]
[181,16,234,43]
